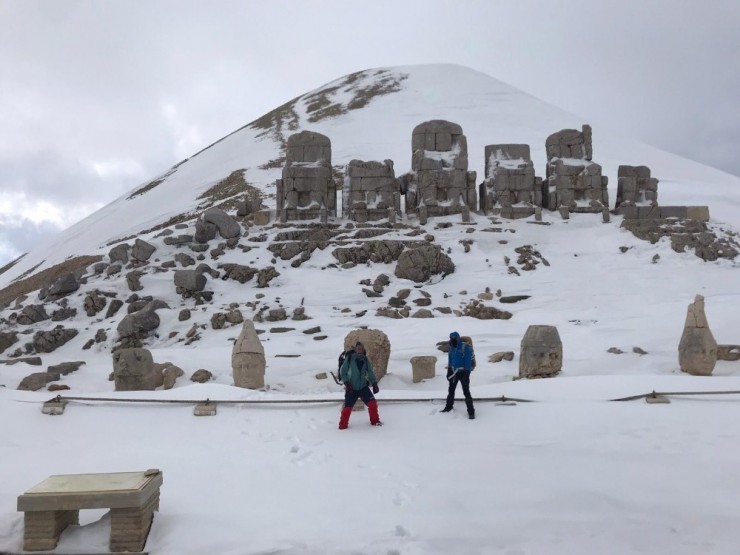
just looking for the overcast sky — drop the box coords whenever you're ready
[1,0,739,266]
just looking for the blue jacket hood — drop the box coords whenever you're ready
[450,331,461,340]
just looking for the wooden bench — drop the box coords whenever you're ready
[17,469,163,552]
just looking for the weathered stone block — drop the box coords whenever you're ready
[679,295,717,375]
[113,348,156,391]
[519,325,563,378]
[411,356,436,383]
[232,320,266,389]
[344,329,391,381]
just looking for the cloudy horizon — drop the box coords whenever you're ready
[1,0,739,266]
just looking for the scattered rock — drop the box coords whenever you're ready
[162,365,184,390]
[194,220,218,244]
[105,299,124,319]
[266,308,287,322]
[48,273,79,298]
[178,309,191,321]
[303,326,322,335]
[131,239,156,263]
[17,305,49,326]
[109,244,130,265]
[411,355,437,383]
[413,298,432,307]
[463,300,512,320]
[315,372,328,380]
[396,289,411,300]
[211,312,227,330]
[48,361,85,375]
[633,346,648,355]
[718,345,740,362]
[18,372,57,391]
[51,306,77,321]
[489,351,514,363]
[257,266,280,288]
[47,383,70,392]
[117,300,168,344]
[190,369,213,383]
[174,269,207,294]
[0,332,19,354]
[434,307,452,314]
[411,309,433,318]
[33,328,79,353]
[394,245,455,283]
[499,295,530,304]
[95,329,107,343]
[0,356,42,366]
[175,253,196,267]
[203,207,241,239]
[607,347,624,354]
[84,291,108,317]
[82,339,95,350]
[270,327,295,333]
[220,264,258,284]
[363,288,383,298]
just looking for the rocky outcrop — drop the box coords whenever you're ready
[113,348,156,391]
[519,325,562,379]
[343,329,391,381]
[33,327,79,353]
[232,320,266,389]
[394,245,454,283]
[678,295,717,376]
[220,264,257,284]
[462,300,512,320]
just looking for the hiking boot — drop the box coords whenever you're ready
[468,412,475,420]
[440,406,453,413]
[372,421,383,427]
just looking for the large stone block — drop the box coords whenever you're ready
[411,356,436,383]
[232,320,266,389]
[113,348,156,391]
[679,295,717,376]
[519,325,563,379]
[344,329,391,381]
[686,206,710,222]
[285,131,331,164]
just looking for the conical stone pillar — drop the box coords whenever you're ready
[678,295,717,376]
[232,320,266,389]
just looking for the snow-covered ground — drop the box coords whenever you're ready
[1,64,740,553]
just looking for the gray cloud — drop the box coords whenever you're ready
[1,0,739,265]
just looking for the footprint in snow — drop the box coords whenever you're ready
[394,524,410,537]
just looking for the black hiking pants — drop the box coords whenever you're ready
[445,369,475,415]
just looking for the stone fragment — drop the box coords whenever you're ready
[394,245,454,283]
[194,220,218,244]
[109,243,130,265]
[18,372,56,391]
[411,309,433,318]
[174,269,207,293]
[131,239,156,262]
[84,291,108,316]
[175,253,196,267]
[47,273,79,298]
[162,364,184,390]
[190,369,213,383]
[203,208,241,239]
[678,295,717,376]
[211,312,226,329]
[489,351,515,363]
[178,309,191,321]
[17,304,49,325]
[257,266,280,288]
[0,331,19,354]
[112,348,156,391]
[232,320,266,389]
[717,345,740,361]
[519,325,562,378]
[47,361,85,375]
[105,299,124,318]
[411,355,436,383]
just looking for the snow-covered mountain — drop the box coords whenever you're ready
[1,64,739,554]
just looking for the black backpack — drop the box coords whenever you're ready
[331,348,354,384]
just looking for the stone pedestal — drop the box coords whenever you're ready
[411,356,436,383]
[18,470,163,553]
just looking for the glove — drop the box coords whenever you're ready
[344,383,352,393]
[372,383,379,394]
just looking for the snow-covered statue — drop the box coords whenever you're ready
[343,159,400,223]
[402,120,477,219]
[543,124,609,218]
[479,144,542,218]
[276,131,336,222]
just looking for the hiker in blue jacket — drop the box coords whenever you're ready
[441,331,475,419]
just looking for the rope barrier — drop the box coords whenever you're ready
[48,394,533,406]
[610,389,740,402]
